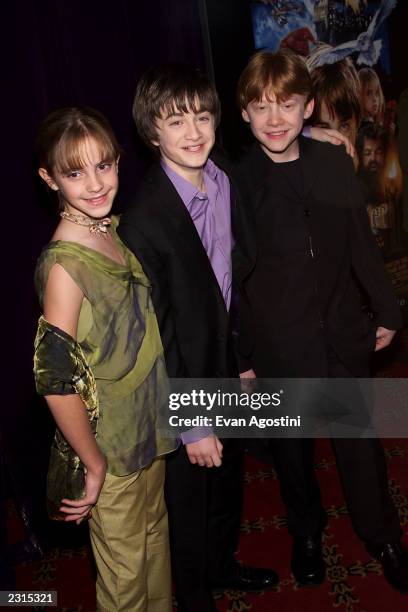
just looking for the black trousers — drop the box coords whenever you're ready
[269,353,401,544]
[164,439,244,612]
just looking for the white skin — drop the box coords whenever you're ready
[240,92,394,376]
[153,103,223,468]
[38,136,121,522]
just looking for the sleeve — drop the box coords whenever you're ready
[231,169,257,373]
[235,287,255,373]
[33,317,99,421]
[35,246,93,308]
[34,322,78,396]
[346,155,403,330]
[180,426,214,445]
[118,217,189,378]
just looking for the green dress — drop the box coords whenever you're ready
[34,216,176,513]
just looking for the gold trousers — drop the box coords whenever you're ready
[89,458,172,611]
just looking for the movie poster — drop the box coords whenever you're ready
[250,1,408,313]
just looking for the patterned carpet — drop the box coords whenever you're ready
[10,436,408,612]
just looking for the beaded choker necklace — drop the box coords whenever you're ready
[60,211,111,237]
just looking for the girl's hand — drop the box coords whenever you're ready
[310,126,355,158]
[59,457,107,524]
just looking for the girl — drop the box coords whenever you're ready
[358,67,385,125]
[34,107,176,611]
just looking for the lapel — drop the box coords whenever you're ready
[210,147,238,241]
[298,135,321,200]
[147,164,228,313]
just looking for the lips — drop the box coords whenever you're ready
[183,144,205,152]
[265,130,288,140]
[85,192,109,205]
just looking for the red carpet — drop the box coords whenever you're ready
[9,330,408,611]
[10,436,408,611]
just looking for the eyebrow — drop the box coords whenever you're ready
[165,111,184,120]
[164,109,209,120]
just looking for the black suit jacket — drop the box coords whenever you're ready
[233,137,402,377]
[118,151,237,378]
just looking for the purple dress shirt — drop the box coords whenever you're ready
[162,158,232,444]
[162,159,233,308]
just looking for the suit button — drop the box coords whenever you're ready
[304,209,311,217]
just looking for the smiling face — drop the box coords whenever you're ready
[152,100,215,181]
[39,136,118,219]
[242,92,314,162]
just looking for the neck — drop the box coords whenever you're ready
[163,160,206,192]
[261,140,300,164]
[180,168,206,192]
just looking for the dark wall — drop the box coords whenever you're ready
[3,0,205,541]
[201,0,256,155]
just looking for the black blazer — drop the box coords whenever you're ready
[118,152,237,378]
[233,137,402,377]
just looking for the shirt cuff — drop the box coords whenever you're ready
[180,426,213,445]
[302,125,312,138]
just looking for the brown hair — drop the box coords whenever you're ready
[308,55,362,128]
[132,63,221,150]
[358,67,385,124]
[36,106,121,176]
[237,48,312,110]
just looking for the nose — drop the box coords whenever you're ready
[266,105,282,126]
[185,118,201,140]
[86,171,103,193]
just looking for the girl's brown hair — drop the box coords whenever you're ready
[36,106,121,176]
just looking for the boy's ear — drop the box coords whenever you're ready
[38,168,58,191]
[304,98,314,121]
[241,108,250,124]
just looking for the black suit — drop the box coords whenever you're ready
[118,154,243,612]
[233,137,402,543]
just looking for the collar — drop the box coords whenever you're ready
[161,159,219,208]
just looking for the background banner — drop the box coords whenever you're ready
[250,0,408,318]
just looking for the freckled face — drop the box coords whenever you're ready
[242,92,314,163]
